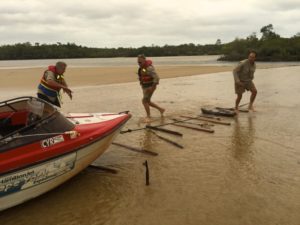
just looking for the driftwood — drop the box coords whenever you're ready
[88,164,118,174]
[171,118,212,127]
[143,160,150,186]
[215,107,249,113]
[170,123,214,133]
[145,125,183,136]
[198,115,221,120]
[112,142,158,156]
[148,129,184,149]
[180,115,231,126]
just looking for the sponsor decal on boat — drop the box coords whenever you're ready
[0,153,76,197]
[41,135,64,148]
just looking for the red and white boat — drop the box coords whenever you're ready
[0,96,131,211]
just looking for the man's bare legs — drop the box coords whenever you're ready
[235,93,243,114]
[142,100,165,122]
[149,102,165,116]
[248,87,257,111]
[235,88,257,113]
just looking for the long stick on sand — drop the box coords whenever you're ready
[180,115,231,126]
[88,164,118,174]
[171,123,214,133]
[148,129,184,149]
[215,107,249,113]
[171,118,211,127]
[198,115,221,120]
[146,125,183,136]
[112,142,158,156]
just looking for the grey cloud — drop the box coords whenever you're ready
[0,0,299,47]
[257,0,300,11]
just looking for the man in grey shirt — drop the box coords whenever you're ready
[233,50,258,112]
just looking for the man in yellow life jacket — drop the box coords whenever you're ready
[137,54,165,122]
[37,61,73,107]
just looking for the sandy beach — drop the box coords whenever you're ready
[0,59,292,91]
[0,65,235,90]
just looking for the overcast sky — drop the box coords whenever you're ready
[0,0,299,48]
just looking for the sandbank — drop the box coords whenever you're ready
[0,63,286,90]
[0,65,233,90]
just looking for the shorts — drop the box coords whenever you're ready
[235,81,256,95]
[37,93,61,107]
[142,87,154,102]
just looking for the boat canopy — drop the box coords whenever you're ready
[0,97,75,152]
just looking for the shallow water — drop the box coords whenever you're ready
[0,55,300,69]
[1,66,300,225]
[0,55,224,69]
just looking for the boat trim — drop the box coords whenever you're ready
[0,113,130,177]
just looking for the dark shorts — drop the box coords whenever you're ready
[235,81,256,95]
[37,93,61,107]
[142,87,154,102]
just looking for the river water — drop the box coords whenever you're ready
[0,55,300,68]
[0,59,300,225]
[0,55,225,68]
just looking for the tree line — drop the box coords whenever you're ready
[0,42,221,60]
[220,24,300,61]
[0,24,299,61]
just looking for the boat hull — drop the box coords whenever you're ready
[0,120,124,211]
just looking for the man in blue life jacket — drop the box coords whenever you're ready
[37,61,73,107]
[137,54,165,122]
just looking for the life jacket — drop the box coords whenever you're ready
[138,60,154,86]
[38,65,64,97]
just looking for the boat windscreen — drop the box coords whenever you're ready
[0,111,75,152]
[0,97,74,152]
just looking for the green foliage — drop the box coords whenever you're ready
[0,42,222,60]
[220,24,300,61]
[260,24,280,40]
[0,24,299,61]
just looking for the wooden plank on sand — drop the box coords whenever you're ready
[148,129,184,149]
[112,142,158,156]
[171,123,214,133]
[146,125,183,136]
[180,115,231,126]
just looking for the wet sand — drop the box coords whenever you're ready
[1,66,300,225]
